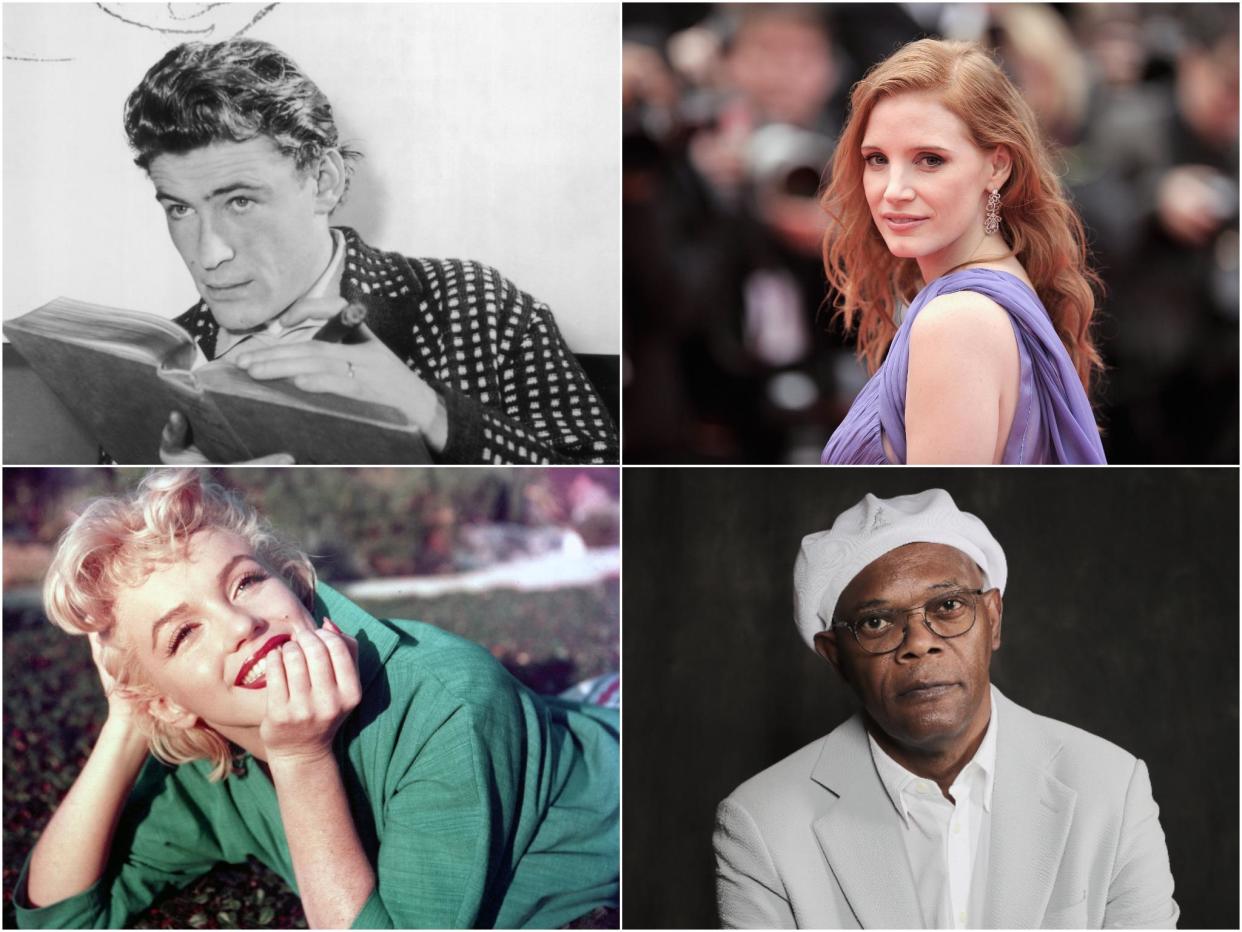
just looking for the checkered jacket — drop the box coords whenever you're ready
[173,227,618,464]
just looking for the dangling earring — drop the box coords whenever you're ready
[984,189,1002,235]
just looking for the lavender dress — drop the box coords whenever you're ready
[821,269,1106,464]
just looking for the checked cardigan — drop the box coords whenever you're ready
[173,227,618,464]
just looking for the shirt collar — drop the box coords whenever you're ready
[866,683,1001,826]
[298,227,347,303]
[972,684,1000,811]
[211,228,347,358]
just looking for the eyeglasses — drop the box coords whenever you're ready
[831,588,989,655]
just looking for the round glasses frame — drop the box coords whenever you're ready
[830,588,990,655]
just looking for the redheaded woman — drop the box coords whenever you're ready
[820,39,1106,464]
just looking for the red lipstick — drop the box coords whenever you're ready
[234,634,292,689]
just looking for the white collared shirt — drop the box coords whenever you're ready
[867,684,999,929]
[206,228,347,364]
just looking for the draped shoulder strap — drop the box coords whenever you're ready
[879,270,1106,464]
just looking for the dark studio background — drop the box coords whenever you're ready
[622,468,1239,929]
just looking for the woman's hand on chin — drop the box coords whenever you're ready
[259,618,362,769]
[259,619,376,926]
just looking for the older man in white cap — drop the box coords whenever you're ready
[713,489,1178,930]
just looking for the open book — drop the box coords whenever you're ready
[4,298,430,464]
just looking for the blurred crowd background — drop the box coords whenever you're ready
[3,467,618,929]
[623,2,1239,464]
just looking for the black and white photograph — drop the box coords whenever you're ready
[3,3,620,465]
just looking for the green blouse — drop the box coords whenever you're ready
[15,584,619,929]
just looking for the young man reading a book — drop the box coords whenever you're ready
[124,38,617,465]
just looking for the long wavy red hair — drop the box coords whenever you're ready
[821,38,1103,394]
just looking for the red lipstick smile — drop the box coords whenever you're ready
[234,634,291,689]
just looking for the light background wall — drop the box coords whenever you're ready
[3,2,619,353]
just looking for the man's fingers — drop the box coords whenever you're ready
[159,409,293,465]
[291,374,366,398]
[236,344,346,369]
[240,355,365,389]
[158,411,212,464]
[159,412,188,453]
[161,411,187,445]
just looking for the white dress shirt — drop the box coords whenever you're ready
[867,685,999,929]
[206,227,347,363]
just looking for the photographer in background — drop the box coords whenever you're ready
[1068,3,1238,463]
[624,4,922,462]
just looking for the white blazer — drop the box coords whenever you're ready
[714,687,1179,928]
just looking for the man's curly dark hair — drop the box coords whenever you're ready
[123,38,362,196]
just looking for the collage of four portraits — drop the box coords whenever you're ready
[1,2,1237,930]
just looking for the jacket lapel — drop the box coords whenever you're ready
[982,688,1078,928]
[810,715,923,929]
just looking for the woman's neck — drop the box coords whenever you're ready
[918,230,1012,282]
[214,722,269,764]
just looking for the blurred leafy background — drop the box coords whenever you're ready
[3,467,619,929]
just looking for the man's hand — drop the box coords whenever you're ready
[234,325,450,451]
[261,619,362,768]
[158,411,296,465]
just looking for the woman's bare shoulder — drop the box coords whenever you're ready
[905,288,1022,464]
[910,289,1016,360]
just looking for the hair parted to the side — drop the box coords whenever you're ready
[123,38,362,202]
[43,469,316,782]
[821,38,1104,395]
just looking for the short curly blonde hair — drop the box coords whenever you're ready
[44,469,316,781]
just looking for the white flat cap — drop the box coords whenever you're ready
[793,489,1006,650]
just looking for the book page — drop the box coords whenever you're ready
[5,297,197,370]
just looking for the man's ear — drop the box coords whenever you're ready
[987,590,1003,651]
[814,628,852,685]
[148,695,198,731]
[311,149,348,214]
